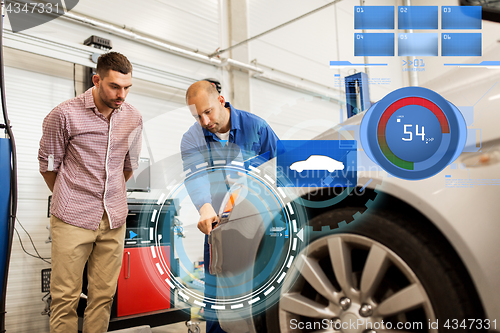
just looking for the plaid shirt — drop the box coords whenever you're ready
[38,88,142,230]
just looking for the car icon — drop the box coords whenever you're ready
[289,155,345,173]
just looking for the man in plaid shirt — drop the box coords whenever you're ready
[39,52,142,332]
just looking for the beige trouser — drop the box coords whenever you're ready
[49,212,126,333]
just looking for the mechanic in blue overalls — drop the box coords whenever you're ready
[180,80,278,333]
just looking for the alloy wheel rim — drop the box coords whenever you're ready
[278,234,437,333]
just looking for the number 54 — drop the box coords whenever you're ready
[403,124,425,141]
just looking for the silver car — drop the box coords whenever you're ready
[209,90,500,333]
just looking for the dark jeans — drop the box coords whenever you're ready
[204,235,226,333]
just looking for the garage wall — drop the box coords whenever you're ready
[247,0,339,89]
[250,79,342,140]
[70,0,221,55]
[3,52,74,332]
[247,0,343,138]
[5,0,223,85]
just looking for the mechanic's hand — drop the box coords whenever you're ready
[198,203,218,235]
[225,171,245,186]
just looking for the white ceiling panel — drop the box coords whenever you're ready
[71,0,220,54]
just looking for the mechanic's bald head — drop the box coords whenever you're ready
[186,80,230,133]
[186,80,219,103]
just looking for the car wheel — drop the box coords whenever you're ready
[266,207,484,333]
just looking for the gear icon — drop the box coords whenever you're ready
[304,178,384,232]
[296,180,386,241]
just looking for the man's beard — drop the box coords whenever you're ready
[99,89,124,110]
[103,98,124,110]
[204,123,219,133]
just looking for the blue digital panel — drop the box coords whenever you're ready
[277,140,357,188]
[442,6,481,29]
[442,33,481,56]
[354,33,394,56]
[398,6,438,29]
[354,6,394,29]
[398,33,438,56]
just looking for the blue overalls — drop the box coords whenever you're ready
[180,103,278,333]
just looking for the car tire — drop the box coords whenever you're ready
[265,207,485,333]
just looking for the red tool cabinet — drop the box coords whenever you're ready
[116,245,171,317]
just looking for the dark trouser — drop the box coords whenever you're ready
[204,235,226,333]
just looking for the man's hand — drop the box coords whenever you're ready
[40,171,57,192]
[124,170,134,182]
[198,203,218,235]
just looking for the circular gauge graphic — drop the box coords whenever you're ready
[360,87,467,180]
[131,150,308,324]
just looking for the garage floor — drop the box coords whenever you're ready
[150,320,206,333]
